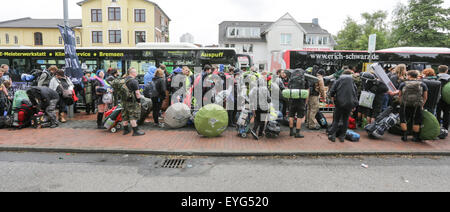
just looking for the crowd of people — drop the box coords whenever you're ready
[0,61,449,142]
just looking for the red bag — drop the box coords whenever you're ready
[348,117,356,129]
[72,90,79,102]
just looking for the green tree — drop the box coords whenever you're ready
[358,11,390,50]
[335,17,363,50]
[391,0,450,47]
[335,11,390,50]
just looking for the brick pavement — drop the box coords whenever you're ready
[0,113,449,156]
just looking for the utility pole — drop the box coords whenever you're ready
[63,0,69,27]
[63,0,75,118]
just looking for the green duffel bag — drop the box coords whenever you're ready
[194,104,229,138]
[282,89,309,100]
[442,82,450,105]
[420,110,441,140]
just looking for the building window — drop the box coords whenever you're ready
[227,27,260,38]
[322,36,328,45]
[14,36,18,44]
[305,35,315,45]
[34,32,43,46]
[108,7,121,21]
[109,30,121,43]
[135,31,146,44]
[91,9,102,22]
[59,36,63,44]
[76,36,81,45]
[135,9,145,22]
[225,44,229,48]
[92,31,103,43]
[230,44,235,48]
[5,34,9,44]
[242,44,254,53]
[281,33,292,45]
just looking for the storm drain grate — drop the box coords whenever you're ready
[161,159,186,169]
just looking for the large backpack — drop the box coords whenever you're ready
[401,81,424,107]
[441,77,450,104]
[288,69,306,90]
[114,78,135,102]
[30,69,51,86]
[143,81,159,98]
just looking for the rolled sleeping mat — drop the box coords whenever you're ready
[282,89,309,100]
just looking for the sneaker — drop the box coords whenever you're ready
[339,137,345,143]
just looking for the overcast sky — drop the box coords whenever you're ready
[0,0,449,45]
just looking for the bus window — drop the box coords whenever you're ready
[58,60,66,66]
[0,59,9,66]
[103,60,122,71]
[85,60,98,72]
[129,60,156,75]
[12,58,30,81]
[162,61,176,74]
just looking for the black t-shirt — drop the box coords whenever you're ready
[126,77,140,92]
[398,81,429,96]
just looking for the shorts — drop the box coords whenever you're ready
[289,100,306,118]
[122,101,141,122]
[400,105,423,125]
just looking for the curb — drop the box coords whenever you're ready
[1,146,450,157]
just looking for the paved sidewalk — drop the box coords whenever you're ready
[0,113,449,156]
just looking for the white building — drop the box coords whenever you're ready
[219,13,337,71]
[180,33,194,44]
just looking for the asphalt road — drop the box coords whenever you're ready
[0,152,449,192]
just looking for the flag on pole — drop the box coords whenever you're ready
[58,25,83,79]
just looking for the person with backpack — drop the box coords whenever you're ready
[359,71,389,125]
[49,69,74,124]
[399,70,429,142]
[37,65,58,87]
[421,68,441,115]
[328,70,359,142]
[26,86,60,128]
[150,68,167,128]
[437,65,450,130]
[249,77,271,139]
[0,68,11,116]
[306,69,326,130]
[287,69,310,138]
[82,70,96,115]
[121,68,145,136]
[388,64,407,112]
[92,70,110,129]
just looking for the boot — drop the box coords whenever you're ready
[132,127,145,137]
[97,113,106,129]
[328,134,336,143]
[295,129,304,138]
[412,132,422,143]
[123,125,131,135]
[401,132,408,142]
[60,113,67,123]
[290,128,295,137]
